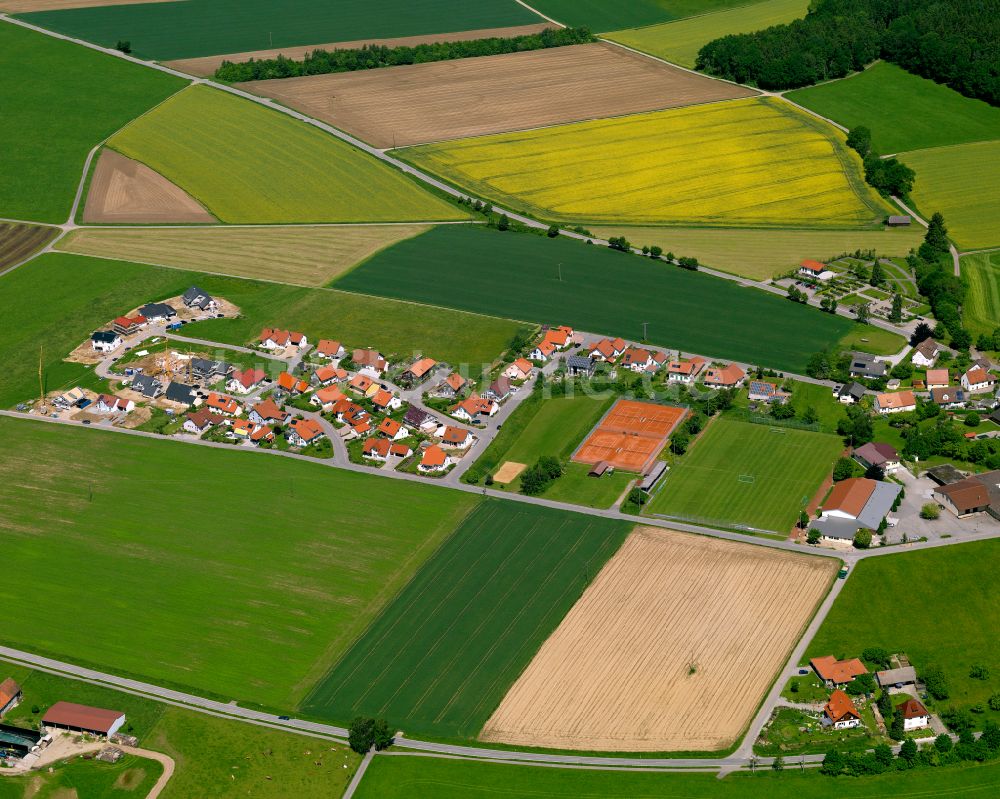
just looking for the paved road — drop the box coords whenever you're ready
[342,750,375,799]
[892,195,961,277]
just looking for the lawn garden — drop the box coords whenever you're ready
[0,23,186,223]
[107,86,467,224]
[402,97,890,228]
[523,0,756,31]
[301,499,630,737]
[0,416,479,708]
[334,225,854,373]
[645,417,843,532]
[19,0,542,60]
[961,251,1000,339]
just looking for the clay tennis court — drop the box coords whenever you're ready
[165,23,555,77]
[236,41,756,148]
[480,527,837,751]
[572,399,686,473]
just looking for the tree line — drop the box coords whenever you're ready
[696,0,999,105]
[215,27,595,82]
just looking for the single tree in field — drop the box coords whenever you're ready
[889,292,903,323]
[870,260,885,287]
[923,212,950,256]
[348,717,375,754]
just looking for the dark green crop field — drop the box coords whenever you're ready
[0,23,186,223]
[787,62,1000,154]
[0,416,479,708]
[20,0,543,60]
[333,226,853,373]
[524,0,753,32]
[301,499,630,737]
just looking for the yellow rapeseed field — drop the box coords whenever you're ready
[403,97,891,228]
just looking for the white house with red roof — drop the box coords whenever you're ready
[667,356,706,383]
[287,417,325,447]
[504,358,533,381]
[703,363,746,389]
[798,259,835,281]
[259,328,307,350]
[227,368,266,394]
[588,337,627,362]
[419,444,451,473]
[961,367,996,393]
[315,339,344,360]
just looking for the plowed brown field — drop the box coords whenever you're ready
[481,527,836,752]
[0,222,57,271]
[83,149,215,224]
[238,42,756,148]
[165,23,556,77]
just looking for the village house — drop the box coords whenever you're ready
[811,655,868,687]
[436,372,468,398]
[566,354,596,377]
[925,369,950,389]
[227,368,266,394]
[205,392,240,417]
[311,385,346,412]
[798,259,835,281]
[849,352,889,379]
[811,477,902,540]
[875,390,916,415]
[451,397,497,423]
[259,328,307,350]
[482,376,513,402]
[0,678,22,716]
[619,347,653,373]
[852,442,901,474]
[403,407,438,435]
[348,373,377,396]
[933,476,993,518]
[911,339,942,367]
[250,424,275,445]
[137,301,175,322]
[504,358,533,381]
[961,366,996,393]
[313,365,346,386]
[315,339,344,360]
[834,382,866,404]
[377,417,409,441]
[91,330,123,353]
[588,337,627,362]
[332,398,369,428]
[96,394,134,414]
[419,444,451,473]
[112,314,147,336]
[363,437,393,461]
[823,690,862,729]
[371,388,403,413]
[248,398,289,426]
[53,387,87,410]
[898,698,931,731]
[439,426,473,450]
[190,358,231,383]
[287,417,325,447]
[667,356,706,383]
[401,357,437,387]
[528,339,558,361]
[277,371,310,395]
[230,418,254,439]
[164,381,195,406]
[130,374,162,399]
[183,408,224,435]
[181,286,216,312]
[875,666,917,689]
[931,387,967,409]
[748,380,790,404]
[703,363,746,389]
[353,349,387,376]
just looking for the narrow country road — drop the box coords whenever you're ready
[121,746,175,799]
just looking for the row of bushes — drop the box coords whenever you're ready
[216,27,595,81]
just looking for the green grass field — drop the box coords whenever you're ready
[0,252,520,408]
[962,251,1000,338]
[606,0,809,68]
[837,325,907,356]
[523,0,753,31]
[402,97,890,229]
[107,85,467,223]
[0,754,161,799]
[900,141,1000,251]
[0,23,186,224]
[301,499,630,737]
[787,62,1000,155]
[19,0,542,60]
[334,225,853,373]
[0,416,479,707]
[355,753,1000,799]
[645,418,843,532]
[808,540,1000,724]
[588,225,924,280]
[786,379,848,433]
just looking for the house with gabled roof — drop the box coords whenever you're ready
[112,314,146,336]
[205,392,240,417]
[164,381,195,406]
[528,339,558,361]
[277,371,310,395]
[588,337,626,362]
[138,302,175,322]
[348,373,378,397]
[911,338,942,367]
[371,388,402,412]
[703,363,745,389]
[875,390,916,415]
[667,356,706,383]
[748,380,790,404]
[91,330,123,353]
[849,352,889,379]
[799,259,834,281]
[0,678,22,716]
[823,690,861,729]
[287,417,325,447]
[181,286,216,311]
[852,442,900,474]
[183,408,224,435]
[482,376,513,402]
[619,347,653,373]
[248,398,289,426]
[961,367,996,393]
[227,368,266,394]
[315,339,344,360]
[259,328,306,350]
[811,477,901,540]
[352,349,387,376]
[377,417,409,441]
[311,385,346,411]
[314,365,346,386]
[130,374,162,399]
[811,655,868,687]
[401,357,437,386]
[419,444,451,473]
[925,369,949,389]
[504,358,533,381]
[95,394,134,414]
[898,698,931,731]
[451,397,497,423]
[403,407,438,434]
[439,425,473,450]
[931,386,966,409]
[835,382,866,404]
[436,372,468,398]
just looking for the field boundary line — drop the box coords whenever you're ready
[511,0,565,27]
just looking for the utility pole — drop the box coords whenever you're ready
[642,322,648,341]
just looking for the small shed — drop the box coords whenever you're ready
[887,215,911,226]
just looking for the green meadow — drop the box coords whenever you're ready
[962,251,1000,339]
[525,0,755,32]
[0,416,478,707]
[788,62,1000,154]
[808,540,1000,725]
[302,500,630,737]
[0,23,186,223]
[19,0,542,60]
[334,225,854,373]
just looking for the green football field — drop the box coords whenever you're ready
[333,225,854,373]
[787,62,1000,155]
[0,252,521,408]
[354,754,1000,799]
[0,416,479,708]
[808,540,1000,725]
[0,23,186,223]
[962,251,1000,339]
[19,0,543,60]
[301,499,630,737]
[107,85,466,224]
[645,418,843,533]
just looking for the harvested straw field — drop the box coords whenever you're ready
[166,23,555,77]
[57,224,433,286]
[573,399,686,473]
[83,149,215,224]
[481,527,837,751]
[239,42,755,149]
[0,222,57,272]
[403,97,891,227]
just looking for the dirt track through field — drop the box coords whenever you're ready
[1,0,177,10]
[165,23,556,77]
[238,42,756,148]
[480,527,836,751]
[58,223,431,286]
[83,149,216,224]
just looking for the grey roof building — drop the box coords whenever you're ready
[164,381,195,405]
[836,382,866,403]
[876,666,917,687]
[182,286,215,311]
[567,355,595,376]
[811,478,902,539]
[190,358,231,381]
[130,374,162,398]
[138,302,176,320]
[849,352,889,379]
